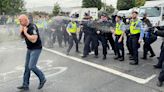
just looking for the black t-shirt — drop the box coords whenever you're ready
[23,23,42,50]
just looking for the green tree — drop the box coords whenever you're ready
[102,3,115,15]
[82,0,102,10]
[135,0,145,7]
[0,0,25,15]
[52,3,61,16]
[105,5,115,15]
[32,11,49,16]
[117,0,135,10]
[117,0,146,10]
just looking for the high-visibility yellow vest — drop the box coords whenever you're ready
[15,19,20,25]
[130,19,141,35]
[48,19,52,23]
[36,22,44,29]
[67,22,77,33]
[115,22,123,35]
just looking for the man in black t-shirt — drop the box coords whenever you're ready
[17,14,46,91]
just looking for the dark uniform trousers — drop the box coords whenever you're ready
[57,31,63,47]
[158,50,164,82]
[51,31,63,47]
[67,33,79,53]
[125,30,132,55]
[143,37,155,58]
[98,34,108,57]
[156,42,164,67]
[63,30,69,46]
[51,31,56,44]
[129,34,140,63]
[78,29,83,43]
[155,28,164,82]
[83,35,98,56]
[105,33,116,54]
[46,30,54,48]
[115,35,124,58]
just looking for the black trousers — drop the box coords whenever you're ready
[126,35,132,55]
[52,31,63,47]
[158,54,164,82]
[115,35,124,58]
[45,30,54,48]
[98,35,108,56]
[78,30,83,43]
[83,34,98,56]
[129,34,140,63]
[63,31,69,46]
[57,31,63,47]
[143,38,155,58]
[67,33,79,53]
[105,33,115,53]
[156,43,164,67]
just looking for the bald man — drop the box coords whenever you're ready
[17,14,46,90]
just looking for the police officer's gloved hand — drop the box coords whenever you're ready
[97,30,100,34]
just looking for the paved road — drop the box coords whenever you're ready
[0,38,163,92]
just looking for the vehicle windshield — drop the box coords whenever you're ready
[139,7,161,17]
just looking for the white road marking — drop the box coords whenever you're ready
[18,67,68,80]
[44,47,156,84]
[0,60,67,83]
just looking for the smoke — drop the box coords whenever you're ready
[40,16,114,48]
[0,15,114,49]
[0,25,20,43]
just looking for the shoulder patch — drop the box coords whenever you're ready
[32,25,37,35]
[33,29,37,35]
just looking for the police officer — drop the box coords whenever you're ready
[14,16,20,35]
[96,14,109,60]
[66,18,80,55]
[56,21,63,48]
[48,18,57,48]
[113,15,126,61]
[81,16,99,58]
[125,17,132,55]
[129,11,144,65]
[50,18,63,47]
[141,14,156,60]
[62,23,69,46]
[103,14,116,55]
[45,17,54,48]
[154,26,164,69]
[36,15,45,46]
[153,26,164,87]
[28,14,33,23]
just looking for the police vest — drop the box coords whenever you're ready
[36,22,44,29]
[130,19,141,35]
[15,19,20,25]
[115,22,123,35]
[67,22,77,33]
[48,19,52,23]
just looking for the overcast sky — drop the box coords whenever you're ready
[24,0,118,8]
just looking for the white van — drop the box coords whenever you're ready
[139,0,164,26]
[117,8,139,18]
[69,8,98,21]
[117,10,129,17]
